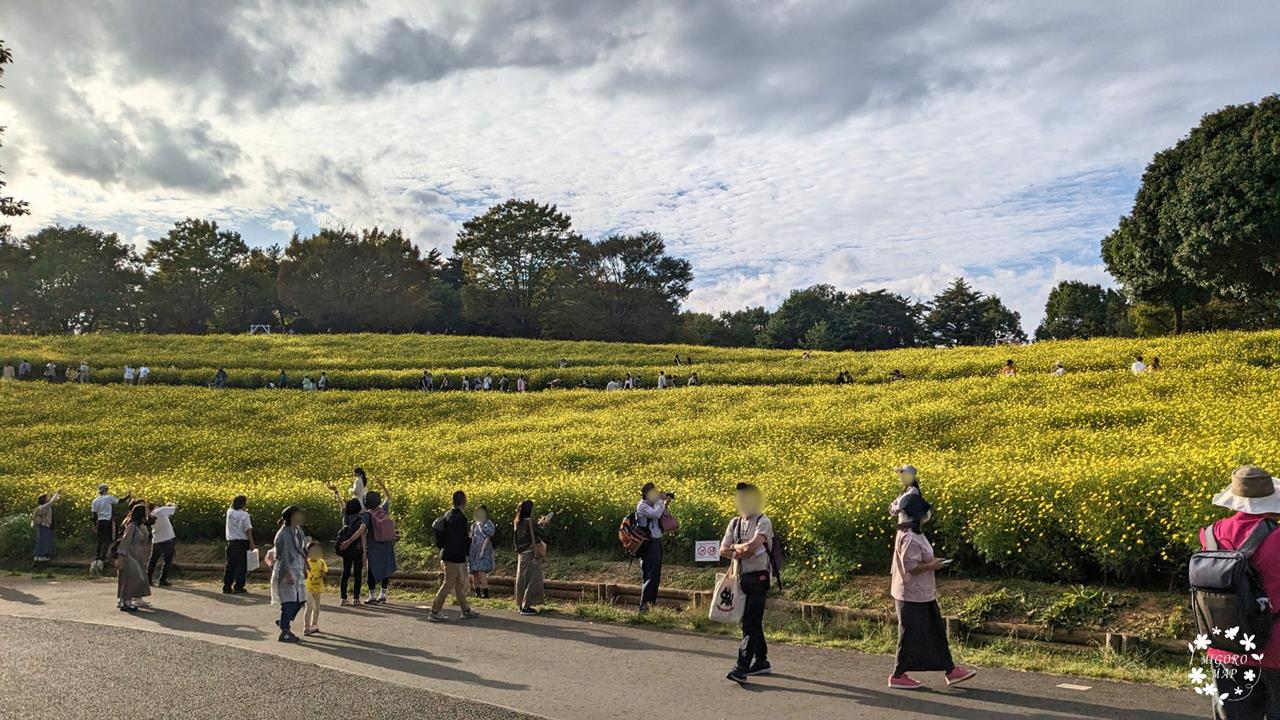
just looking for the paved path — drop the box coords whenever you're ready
[0,577,1201,720]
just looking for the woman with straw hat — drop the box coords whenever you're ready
[1201,465,1280,718]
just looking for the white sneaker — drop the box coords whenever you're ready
[428,611,449,622]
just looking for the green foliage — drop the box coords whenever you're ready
[142,218,254,333]
[0,41,28,220]
[759,285,923,351]
[956,587,1026,628]
[19,225,144,333]
[1035,586,1125,629]
[925,278,1025,346]
[1036,281,1125,340]
[0,514,30,565]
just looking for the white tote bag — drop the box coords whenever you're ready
[708,560,744,624]
[246,547,260,573]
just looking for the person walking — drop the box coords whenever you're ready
[513,500,550,615]
[91,485,130,576]
[361,478,398,605]
[317,372,327,390]
[32,491,59,562]
[277,369,288,389]
[721,482,774,684]
[147,502,178,587]
[635,483,671,613]
[271,506,308,643]
[123,364,135,385]
[887,492,976,690]
[222,495,255,594]
[17,359,30,378]
[657,371,669,389]
[516,375,527,392]
[43,361,57,382]
[1200,465,1280,717]
[429,491,479,621]
[303,541,328,636]
[116,504,153,612]
[76,361,90,383]
[468,505,496,598]
[138,364,150,385]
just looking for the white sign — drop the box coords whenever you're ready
[695,540,721,563]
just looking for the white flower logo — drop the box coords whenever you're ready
[1193,634,1212,651]
[1245,669,1258,682]
[1225,626,1241,640]
[1189,667,1207,684]
[1241,634,1258,652]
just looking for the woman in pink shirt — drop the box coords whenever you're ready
[1200,465,1280,719]
[888,492,976,690]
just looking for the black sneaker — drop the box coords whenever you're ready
[222,588,233,594]
[518,607,539,616]
[746,660,772,676]
[726,667,748,684]
[278,632,300,643]
[158,580,172,587]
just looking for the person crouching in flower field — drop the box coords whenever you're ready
[887,492,976,690]
[1199,465,1280,718]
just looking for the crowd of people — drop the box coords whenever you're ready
[29,464,987,689]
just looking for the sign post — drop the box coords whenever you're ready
[695,540,720,563]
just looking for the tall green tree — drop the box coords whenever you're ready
[841,290,924,350]
[0,41,29,223]
[142,218,252,333]
[217,245,285,330]
[758,284,847,349]
[679,306,770,347]
[543,231,692,342]
[454,199,587,337]
[925,277,1025,345]
[0,233,30,332]
[277,227,440,332]
[1035,281,1110,340]
[22,225,142,333]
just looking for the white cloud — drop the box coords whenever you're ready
[268,219,296,236]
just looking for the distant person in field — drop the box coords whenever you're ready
[835,371,848,384]
[43,361,57,382]
[271,505,308,643]
[802,350,811,360]
[513,499,551,615]
[1000,359,1017,376]
[462,375,472,391]
[64,366,75,383]
[888,492,976,690]
[1149,356,1162,372]
[421,371,433,390]
[147,502,178,587]
[429,490,479,622]
[483,373,493,390]
[685,355,693,366]
[1130,355,1146,375]
[635,483,671,614]
[361,477,398,605]
[277,369,288,389]
[222,495,255,595]
[123,364,135,385]
[516,375,527,392]
[138,364,150,385]
[91,484,130,576]
[77,361,90,383]
[722,482,775,684]
[18,359,31,378]
[499,375,509,391]
[688,373,699,386]
[657,371,669,389]
[1053,361,1066,376]
[673,354,682,366]
[889,369,905,383]
[606,379,620,390]
[469,505,496,598]
[302,375,316,391]
[212,367,228,388]
[623,373,634,390]
[31,490,59,562]
[116,503,153,613]
[3,362,14,380]
[558,358,568,369]
[1200,465,1280,714]
[439,375,450,390]
[303,541,328,636]
[317,372,327,390]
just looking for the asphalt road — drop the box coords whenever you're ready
[0,577,1204,720]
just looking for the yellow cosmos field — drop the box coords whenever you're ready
[3,330,1279,584]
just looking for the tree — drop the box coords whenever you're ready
[454,200,587,337]
[543,231,692,342]
[142,218,252,333]
[277,227,440,332]
[678,306,769,347]
[1171,96,1280,301]
[841,290,924,350]
[925,277,1024,345]
[217,245,284,330]
[758,284,847,349]
[22,225,142,333]
[0,41,29,222]
[1035,281,1110,340]
[800,320,841,350]
[0,233,31,332]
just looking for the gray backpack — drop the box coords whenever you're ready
[1189,520,1276,652]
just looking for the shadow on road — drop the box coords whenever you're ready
[301,633,530,692]
[0,584,44,605]
[134,607,266,642]
[466,612,726,660]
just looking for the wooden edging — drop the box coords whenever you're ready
[44,560,1179,654]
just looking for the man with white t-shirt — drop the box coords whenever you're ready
[222,495,255,594]
[147,502,178,586]
[138,365,151,385]
[1130,355,1147,375]
[90,485,130,575]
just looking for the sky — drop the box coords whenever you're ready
[1,1,1278,333]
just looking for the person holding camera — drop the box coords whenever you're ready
[635,483,672,613]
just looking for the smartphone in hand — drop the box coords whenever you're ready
[938,558,954,568]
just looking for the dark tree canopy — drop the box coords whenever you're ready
[1035,281,1125,340]
[0,41,29,223]
[20,225,142,333]
[142,218,252,333]
[925,278,1025,346]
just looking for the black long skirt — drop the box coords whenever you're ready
[894,599,955,675]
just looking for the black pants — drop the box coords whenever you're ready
[367,568,388,594]
[341,555,364,600]
[223,539,249,592]
[148,540,176,584]
[640,539,663,607]
[1216,666,1280,719]
[737,570,770,670]
[95,520,115,562]
[893,600,955,676]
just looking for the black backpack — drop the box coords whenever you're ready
[1189,520,1277,652]
[334,520,361,558]
[432,513,450,549]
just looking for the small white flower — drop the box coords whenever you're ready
[1212,627,1222,636]
[1225,626,1241,640]
[1241,634,1257,652]
[1245,669,1258,682]
[1235,687,1245,696]
[1193,634,1212,650]
[1189,667,1207,684]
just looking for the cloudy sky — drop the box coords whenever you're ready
[2,1,1277,331]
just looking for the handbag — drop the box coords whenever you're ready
[708,559,744,624]
[252,547,265,572]
[659,510,680,535]
[528,519,548,560]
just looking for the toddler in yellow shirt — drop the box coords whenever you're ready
[303,542,328,636]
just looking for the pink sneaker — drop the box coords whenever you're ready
[888,674,924,690]
[945,667,977,686]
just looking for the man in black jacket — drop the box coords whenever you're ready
[429,490,478,621]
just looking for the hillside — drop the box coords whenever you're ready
[4,329,1280,584]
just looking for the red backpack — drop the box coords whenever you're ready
[370,506,398,543]
[618,512,649,557]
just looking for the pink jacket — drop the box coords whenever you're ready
[1201,513,1280,669]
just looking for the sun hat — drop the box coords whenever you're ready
[1212,466,1280,515]
[896,465,918,477]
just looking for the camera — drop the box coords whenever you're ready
[662,491,676,500]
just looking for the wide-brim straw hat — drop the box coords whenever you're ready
[1213,466,1280,515]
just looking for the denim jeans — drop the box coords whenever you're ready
[279,600,305,634]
